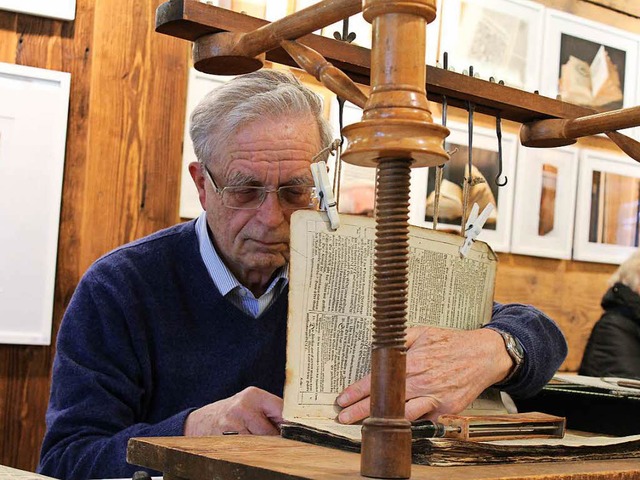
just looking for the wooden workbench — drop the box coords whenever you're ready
[127,436,640,479]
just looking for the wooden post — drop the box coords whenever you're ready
[341,0,448,478]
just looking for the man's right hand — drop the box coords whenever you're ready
[184,386,284,436]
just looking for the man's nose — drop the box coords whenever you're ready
[256,189,286,224]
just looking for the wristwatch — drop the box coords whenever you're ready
[492,329,525,386]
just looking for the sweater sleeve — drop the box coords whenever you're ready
[38,267,192,480]
[484,302,568,399]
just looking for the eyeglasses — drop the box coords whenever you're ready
[203,164,319,210]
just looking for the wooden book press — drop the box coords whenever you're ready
[155,0,640,478]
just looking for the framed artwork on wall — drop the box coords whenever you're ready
[573,148,640,265]
[510,145,579,260]
[409,121,517,252]
[540,9,638,130]
[0,0,76,20]
[0,62,70,345]
[438,0,544,91]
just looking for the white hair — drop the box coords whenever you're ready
[189,70,333,167]
[610,250,640,291]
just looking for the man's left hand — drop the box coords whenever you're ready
[336,326,512,423]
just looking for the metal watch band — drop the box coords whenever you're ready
[493,329,525,386]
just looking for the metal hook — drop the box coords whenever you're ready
[495,115,508,187]
[337,96,346,147]
[333,17,356,43]
[467,101,474,185]
[442,52,448,127]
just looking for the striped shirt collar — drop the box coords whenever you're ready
[195,212,288,315]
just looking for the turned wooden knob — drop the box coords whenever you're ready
[193,32,265,75]
[341,0,448,169]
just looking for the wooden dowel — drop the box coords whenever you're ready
[281,40,368,109]
[521,105,640,162]
[521,106,640,146]
[235,0,362,58]
[192,0,362,75]
[605,131,640,162]
[564,105,640,138]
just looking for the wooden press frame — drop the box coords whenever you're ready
[154,1,640,477]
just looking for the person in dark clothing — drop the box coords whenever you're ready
[38,70,567,479]
[580,251,640,380]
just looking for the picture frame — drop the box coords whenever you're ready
[409,121,518,253]
[0,0,76,20]
[540,9,638,126]
[0,62,70,345]
[573,148,640,265]
[510,145,579,260]
[438,0,544,91]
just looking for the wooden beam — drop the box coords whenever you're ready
[155,0,595,124]
[583,0,640,18]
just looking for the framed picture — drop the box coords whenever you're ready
[0,62,70,345]
[409,121,518,252]
[438,0,544,90]
[0,0,76,20]
[540,9,639,117]
[510,145,579,259]
[573,148,640,264]
[179,68,233,219]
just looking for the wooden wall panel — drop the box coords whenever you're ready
[536,0,640,32]
[0,0,187,471]
[585,1,640,19]
[494,254,617,372]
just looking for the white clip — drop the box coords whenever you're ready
[311,161,340,230]
[460,202,494,257]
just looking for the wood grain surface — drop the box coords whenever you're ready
[0,0,187,471]
[127,436,640,480]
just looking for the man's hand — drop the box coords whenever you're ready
[184,386,284,436]
[336,326,513,423]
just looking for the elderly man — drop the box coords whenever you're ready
[38,70,567,479]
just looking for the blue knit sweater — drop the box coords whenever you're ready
[38,220,566,479]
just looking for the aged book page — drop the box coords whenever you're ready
[284,210,498,423]
[281,211,640,464]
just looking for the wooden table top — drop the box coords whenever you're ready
[127,436,640,480]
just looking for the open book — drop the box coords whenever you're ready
[559,45,623,110]
[282,211,640,465]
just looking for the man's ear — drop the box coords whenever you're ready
[188,162,207,210]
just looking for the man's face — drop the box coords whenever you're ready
[190,115,321,294]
